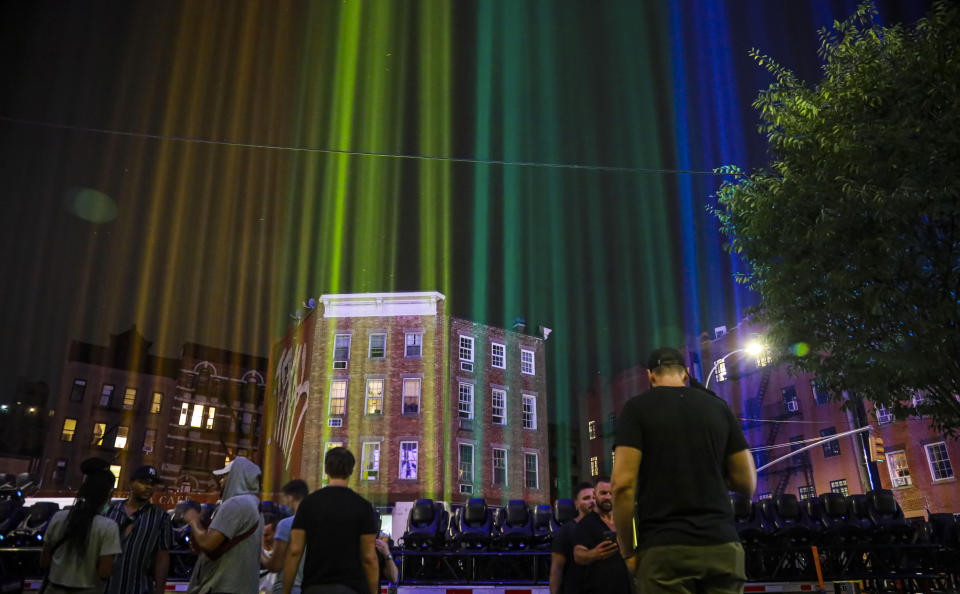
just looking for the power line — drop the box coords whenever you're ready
[0,115,723,176]
[738,416,830,425]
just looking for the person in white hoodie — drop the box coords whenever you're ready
[184,456,264,594]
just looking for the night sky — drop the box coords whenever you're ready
[0,1,930,430]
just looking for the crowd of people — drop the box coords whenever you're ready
[39,346,757,594]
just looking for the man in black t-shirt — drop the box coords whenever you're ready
[611,347,757,594]
[572,477,632,594]
[549,481,595,594]
[283,447,379,594]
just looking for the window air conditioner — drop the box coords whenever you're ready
[459,484,473,494]
[786,400,799,412]
[328,418,343,428]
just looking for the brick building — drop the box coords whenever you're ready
[265,292,550,506]
[40,326,266,496]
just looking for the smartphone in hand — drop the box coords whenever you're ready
[602,530,617,543]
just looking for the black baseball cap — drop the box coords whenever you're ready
[646,347,686,370]
[130,465,161,484]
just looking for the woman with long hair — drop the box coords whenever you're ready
[41,468,122,594]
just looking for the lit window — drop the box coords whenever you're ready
[491,343,505,369]
[887,450,912,487]
[99,384,114,407]
[524,453,538,489]
[178,402,189,425]
[458,443,474,483]
[876,405,893,425]
[758,493,772,500]
[521,349,535,375]
[329,380,346,416]
[829,479,849,496]
[151,392,163,414]
[399,441,418,480]
[590,456,599,477]
[61,418,77,442]
[493,449,508,486]
[820,427,840,457]
[109,465,121,488]
[366,380,384,415]
[798,484,816,499]
[333,334,351,369]
[458,383,474,419]
[402,378,421,415]
[115,426,129,449]
[588,420,597,440]
[925,442,954,481]
[714,359,727,382]
[191,404,205,428]
[123,388,136,409]
[361,442,380,481]
[522,394,537,430]
[69,379,86,403]
[92,423,106,446]
[491,389,506,425]
[459,336,474,362]
[206,407,216,430]
[369,334,386,358]
[405,332,422,357]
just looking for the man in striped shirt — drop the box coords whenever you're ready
[104,465,173,594]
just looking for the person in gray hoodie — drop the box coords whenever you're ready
[184,456,264,594]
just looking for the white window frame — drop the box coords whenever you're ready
[588,420,597,440]
[458,443,474,483]
[333,334,351,369]
[924,441,954,481]
[490,342,506,369]
[798,484,816,500]
[589,456,599,476]
[492,448,508,486]
[178,402,189,425]
[115,426,129,449]
[811,380,829,405]
[328,380,347,416]
[369,333,387,359]
[206,407,216,430]
[458,382,474,419]
[361,441,381,481]
[122,387,137,410]
[405,332,423,357]
[399,441,418,480]
[521,349,535,375]
[522,394,537,430]
[911,391,925,409]
[366,379,384,415]
[524,452,539,489]
[876,404,893,425]
[402,378,421,415]
[887,449,912,487]
[491,389,506,425]
[714,359,727,382]
[459,335,474,362]
[829,479,849,496]
[99,384,114,407]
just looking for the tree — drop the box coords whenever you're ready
[714,2,960,433]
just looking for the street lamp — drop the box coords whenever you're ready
[704,341,764,389]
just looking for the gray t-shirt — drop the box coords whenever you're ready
[272,515,304,594]
[45,510,122,593]
[188,494,264,594]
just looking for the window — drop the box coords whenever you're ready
[402,379,421,415]
[143,429,156,451]
[122,388,137,409]
[241,412,252,435]
[524,453,539,488]
[322,442,343,479]
[714,359,728,382]
[99,384,114,407]
[522,394,537,430]
[876,404,893,425]
[206,407,216,430]
[361,442,380,481]
[369,334,386,358]
[925,442,954,481]
[829,479,849,497]
[151,392,163,414]
[458,443,474,483]
[491,389,506,425]
[329,380,346,416]
[887,450,912,487]
[53,459,68,485]
[798,485,816,500]
[178,402,189,425]
[399,441,418,480]
[458,383,474,419]
[588,420,597,440]
[333,334,351,369]
[115,426,129,449]
[109,465,121,488]
[758,493,773,500]
[590,456,599,477]
[459,336,474,362]
[820,427,841,457]
[366,379,384,415]
[92,423,106,446]
[811,380,830,405]
[493,448,508,486]
[782,386,799,413]
[190,404,205,428]
[789,434,809,466]
[405,332,422,357]
[521,349,535,375]
[491,343,505,369]
[61,418,77,442]
[69,379,86,403]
